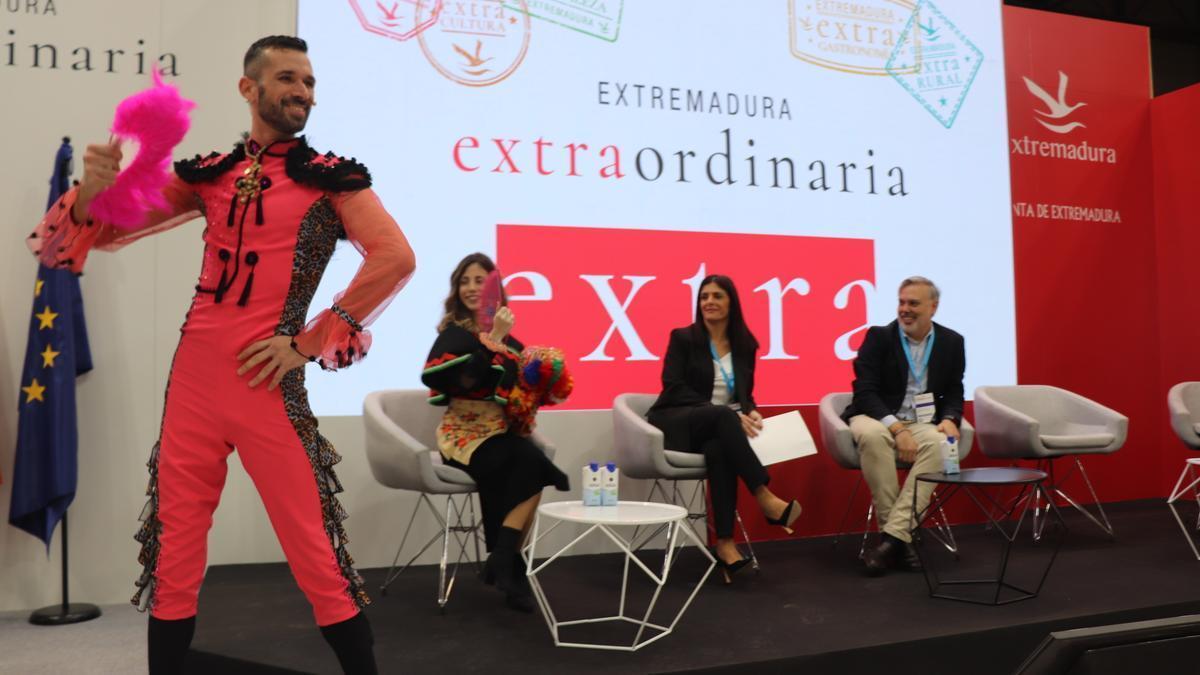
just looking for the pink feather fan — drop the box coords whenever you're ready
[89,70,195,229]
[475,269,504,334]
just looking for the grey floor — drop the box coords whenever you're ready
[0,603,145,674]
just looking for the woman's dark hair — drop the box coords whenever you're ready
[439,252,506,332]
[692,274,759,356]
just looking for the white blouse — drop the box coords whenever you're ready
[711,352,734,406]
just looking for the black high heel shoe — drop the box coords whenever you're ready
[714,553,752,584]
[765,499,802,535]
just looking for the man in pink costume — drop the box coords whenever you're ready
[27,36,414,674]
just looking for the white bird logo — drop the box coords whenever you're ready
[1023,71,1087,134]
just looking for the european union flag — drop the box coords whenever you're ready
[8,139,93,549]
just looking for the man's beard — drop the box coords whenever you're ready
[257,89,310,135]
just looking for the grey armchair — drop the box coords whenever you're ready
[1168,382,1200,451]
[1167,382,1200,559]
[611,393,757,567]
[817,392,974,557]
[363,389,557,608]
[973,385,1127,539]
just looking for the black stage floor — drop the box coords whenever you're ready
[186,500,1200,674]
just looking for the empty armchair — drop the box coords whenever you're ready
[1168,382,1200,451]
[1167,382,1200,559]
[973,385,1127,539]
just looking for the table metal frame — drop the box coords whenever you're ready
[911,469,1066,605]
[523,502,716,651]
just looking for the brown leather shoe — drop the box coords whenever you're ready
[863,539,900,577]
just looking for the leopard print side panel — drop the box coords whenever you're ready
[275,194,368,609]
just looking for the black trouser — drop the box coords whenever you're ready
[687,405,770,538]
[448,432,569,550]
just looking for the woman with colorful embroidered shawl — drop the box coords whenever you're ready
[421,253,569,613]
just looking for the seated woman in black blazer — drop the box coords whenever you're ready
[421,253,569,612]
[647,274,801,581]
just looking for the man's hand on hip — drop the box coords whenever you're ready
[237,335,309,390]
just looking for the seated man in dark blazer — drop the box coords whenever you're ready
[841,276,965,576]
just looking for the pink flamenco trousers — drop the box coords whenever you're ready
[28,137,415,627]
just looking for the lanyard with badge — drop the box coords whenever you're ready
[709,341,739,411]
[900,327,936,423]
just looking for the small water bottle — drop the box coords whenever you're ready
[600,462,619,506]
[941,437,961,474]
[582,462,603,506]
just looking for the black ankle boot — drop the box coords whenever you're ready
[486,527,519,591]
[480,551,525,587]
[510,552,530,592]
[487,527,534,613]
[319,612,378,675]
[148,615,196,675]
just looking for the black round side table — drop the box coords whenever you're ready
[911,467,1067,605]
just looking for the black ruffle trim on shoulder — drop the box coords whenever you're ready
[174,143,246,184]
[285,143,372,193]
[173,137,371,194]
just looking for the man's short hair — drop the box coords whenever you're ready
[899,276,940,302]
[244,35,308,80]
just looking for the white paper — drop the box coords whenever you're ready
[748,411,818,466]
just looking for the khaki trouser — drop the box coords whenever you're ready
[849,416,946,543]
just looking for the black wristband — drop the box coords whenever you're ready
[290,339,316,362]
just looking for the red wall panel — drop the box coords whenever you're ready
[1000,7,1158,503]
[1152,84,1200,481]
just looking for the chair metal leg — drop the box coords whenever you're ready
[832,475,865,548]
[1039,457,1115,540]
[853,498,958,559]
[725,487,760,571]
[857,502,875,560]
[1167,460,1200,561]
[834,472,957,559]
[469,493,483,574]
[639,479,758,571]
[646,479,672,505]
[441,494,485,609]
[638,479,708,548]
[1193,472,1200,531]
[1193,474,1200,531]
[1032,476,1046,542]
[382,494,447,594]
[1068,456,1114,537]
[380,493,428,595]
[631,480,678,551]
[985,477,1043,544]
[986,467,1033,528]
[438,496,453,607]
[1191,467,1200,530]
[827,473,878,559]
[922,493,959,556]
[681,481,709,542]
[380,492,482,610]
[834,471,959,558]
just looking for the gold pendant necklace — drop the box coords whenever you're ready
[235,144,268,205]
